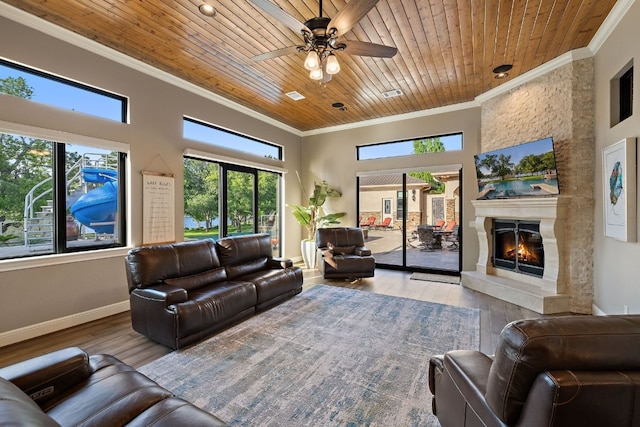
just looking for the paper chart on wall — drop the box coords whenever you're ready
[142,173,175,244]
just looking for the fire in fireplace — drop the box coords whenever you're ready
[493,220,544,277]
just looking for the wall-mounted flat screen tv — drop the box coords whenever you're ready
[474,137,559,199]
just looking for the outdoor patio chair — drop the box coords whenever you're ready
[417,224,436,251]
[375,217,393,230]
[434,219,445,230]
[360,215,375,227]
[444,224,459,250]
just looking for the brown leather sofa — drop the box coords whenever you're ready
[125,233,303,349]
[428,315,640,427]
[0,347,227,426]
[316,227,375,280]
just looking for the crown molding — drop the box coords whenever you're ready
[589,0,636,54]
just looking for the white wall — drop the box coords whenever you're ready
[593,0,640,315]
[300,107,481,272]
[0,14,302,340]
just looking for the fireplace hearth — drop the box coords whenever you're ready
[493,220,544,277]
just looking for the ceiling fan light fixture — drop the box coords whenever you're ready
[309,68,323,80]
[325,53,340,75]
[304,51,321,70]
[198,3,217,17]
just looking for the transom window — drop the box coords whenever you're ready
[0,58,127,123]
[357,133,463,160]
[183,117,282,160]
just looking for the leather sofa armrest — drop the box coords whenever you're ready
[132,284,188,306]
[0,347,90,406]
[355,246,371,256]
[269,257,293,269]
[518,370,640,427]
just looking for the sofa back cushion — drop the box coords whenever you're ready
[0,378,60,426]
[216,234,273,278]
[164,267,227,291]
[316,227,365,249]
[486,315,640,425]
[125,239,221,291]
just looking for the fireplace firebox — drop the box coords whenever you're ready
[493,220,544,277]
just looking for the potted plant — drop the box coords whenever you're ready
[288,172,346,269]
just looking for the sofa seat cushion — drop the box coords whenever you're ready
[173,282,258,338]
[237,268,303,306]
[165,267,227,291]
[324,254,375,275]
[45,354,173,426]
[0,378,60,426]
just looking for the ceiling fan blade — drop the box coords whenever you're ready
[252,46,300,61]
[328,0,380,36]
[248,0,311,34]
[344,40,397,58]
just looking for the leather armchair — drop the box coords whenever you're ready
[428,315,640,427]
[316,227,375,280]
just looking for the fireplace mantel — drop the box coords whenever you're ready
[462,196,571,314]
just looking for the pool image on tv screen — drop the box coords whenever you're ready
[474,137,559,199]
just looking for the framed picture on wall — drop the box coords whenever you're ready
[603,137,637,241]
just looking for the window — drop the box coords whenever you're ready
[357,133,462,160]
[183,156,281,256]
[183,117,282,160]
[0,58,127,122]
[0,131,127,260]
[611,60,634,127]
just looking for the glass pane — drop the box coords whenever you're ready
[358,133,462,160]
[0,60,126,122]
[66,145,121,248]
[407,169,460,272]
[183,118,282,159]
[258,170,280,256]
[226,170,254,236]
[0,133,54,259]
[358,174,404,268]
[183,158,220,241]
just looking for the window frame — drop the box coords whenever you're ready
[0,120,129,264]
[356,132,463,161]
[0,57,128,123]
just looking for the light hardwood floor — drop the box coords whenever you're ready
[0,268,553,369]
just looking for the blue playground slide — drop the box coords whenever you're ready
[70,168,118,234]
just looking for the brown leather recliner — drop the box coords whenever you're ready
[0,347,227,426]
[316,227,375,280]
[428,315,640,427]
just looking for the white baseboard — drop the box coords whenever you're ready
[0,300,130,348]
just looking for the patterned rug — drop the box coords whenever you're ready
[139,285,480,426]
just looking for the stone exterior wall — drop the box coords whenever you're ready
[480,58,595,313]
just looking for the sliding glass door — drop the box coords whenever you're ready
[358,168,461,274]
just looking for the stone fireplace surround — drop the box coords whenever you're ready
[461,196,570,314]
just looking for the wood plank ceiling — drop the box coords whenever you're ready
[3,0,617,132]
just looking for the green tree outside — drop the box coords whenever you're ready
[409,137,445,193]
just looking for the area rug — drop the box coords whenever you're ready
[410,272,461,284]
[139,285,479,426]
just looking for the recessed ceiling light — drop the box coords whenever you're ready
[332,102,347,111]
[493,64,513,79]
[198,3,217,17]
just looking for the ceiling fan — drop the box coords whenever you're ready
[249,0,397,82]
